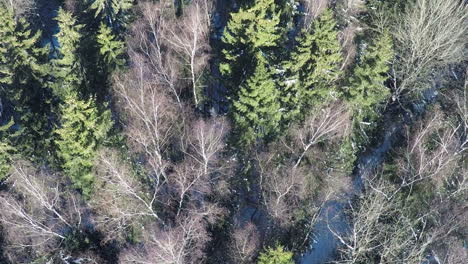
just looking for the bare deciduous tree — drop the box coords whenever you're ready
[331,176,462,264]
[1,0,35,17]
[302,0,329,29]
[165,0,211,107]
[229,222,260,264]
[128,1,183,105]
[171,117,229,214]
[286,102,350,168]
[0,161,82,262]
[120,204,223,264]
[397,107,462,187]
[256,150,308,226]
[113,62,180,193]
[91,149,161,242]
[394,0,467,96]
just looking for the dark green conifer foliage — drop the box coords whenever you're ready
[341,31,394,166]
[55,92,112,197]
[283,9,343,118]
[0,5,52,159]
[52,9,113,196]
[257,245,294,264]
[0,118,16,181]
[348,31,394,120]
[97,22,125,71]
[88,0,133,31]
[232,54,282,146]
[52,8,84,98]
[220,0,283,88]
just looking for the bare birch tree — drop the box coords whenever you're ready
[113,61,180,194]
[171,117,229,215]
[1,0,35,17]
[397,107,463,187]
[120,204,223,264]
[394,0,467,96]
[165,0,211,107]
[302,0,329,28]
[91,149,162,242]
[229,222,260,264]
[0,161,83,262]
[287,102,350,168]
[128,1,183,105]
[332,176,462,264]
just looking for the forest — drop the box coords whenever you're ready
[0,0,466,263]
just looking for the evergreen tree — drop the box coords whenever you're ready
[347,31,394,121]
[0,118,15,181]
[220,0,283,88]
[55,92,112,197]
[0,5,53,159]
[232,54,282,146]
[283,8,343,117]
[97,22,125,71]
[257,245,294,264]
[342,31,394,160]
[52,8,84,98]
[88,0,133,31]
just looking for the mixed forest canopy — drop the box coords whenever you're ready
[0,0,466,263]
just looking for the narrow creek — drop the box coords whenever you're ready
[299,87,439,264]
[35,1,447,263]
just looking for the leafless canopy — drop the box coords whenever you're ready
[228,222,260,264]
[120,204,223,264]
[1,0,36,17]
[331,176,463,264]
[394,0,468,95]
[397,107,465,189]
[0,161,83,262]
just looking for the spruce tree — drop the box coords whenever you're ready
[232,54,282,146]
[283,8,343,117]
[220,0,283,88]
[348,31,394,120]
[97,22,125,71]
[0,118,15,181]
[257,245,294,264]
[0,5,52,159]
[88,0,133,31]
[52,8,84,98]
[342,31,394,161]
[55,92,112,197]
[52,9,113,196]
